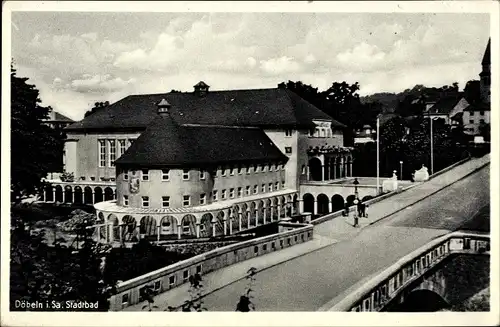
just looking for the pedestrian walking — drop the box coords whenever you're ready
[342,202,350,217]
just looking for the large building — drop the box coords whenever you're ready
[44,82,354,241]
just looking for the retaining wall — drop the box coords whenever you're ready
[109,222,313,311]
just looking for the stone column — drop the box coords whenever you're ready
[212,220,216,238]
[52,189,56,202]
[92,192,95,204]
[299,199,304,213]
[43,189,47,202]
[270,207,274,221]
[263,206,267,224]
[238,212,242,231]
[109,223,114,243]
[177,225,182,240]
[328,201,333,213]
[255,210,259,227]
[349,161,353,177]
[63,189,67,203]
[196,223,201,238]
[223,218,227,235]
[314,200,318,215]
[306,166,310,181]
[247,212,251,229]
[229,216,233,235]
[277,205,281,220]
[321,165,325,181]
[157,225,161,242]
[340,158,345,178]
[333,161,337,180]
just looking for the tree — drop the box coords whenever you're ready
[84,101,109,118]
[11,65,65,202]
[10,214,116,311]
[464,80,481,105]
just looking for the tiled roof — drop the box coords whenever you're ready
[115,115,289,167]
[65,88,343,132]
[427,94,464,115]
[465,102,490,112]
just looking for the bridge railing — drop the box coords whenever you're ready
[319,231,490,312]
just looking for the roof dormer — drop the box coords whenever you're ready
[157,98,171,116]
[193,81,210,97]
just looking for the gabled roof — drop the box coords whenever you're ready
[115,115,289,168]
[482,38,491,65]
[54,112,74,122]
[427,94,464,115]
[65,88,343,132]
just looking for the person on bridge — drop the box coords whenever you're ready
[342,202,350,217]
[357,200,367,218]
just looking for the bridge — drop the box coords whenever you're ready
[319,231,490,312]
[122,154,490,311]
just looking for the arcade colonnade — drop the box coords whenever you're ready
[41,183,117,205]
[95,193,300,243]
[306,154,353,182]
[300,192,375,216]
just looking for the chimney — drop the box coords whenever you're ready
[193,81,210,97]
[157,98,171,116]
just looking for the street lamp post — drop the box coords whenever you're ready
[353,177,359,197]
[376,116,380,195]
[399,161,403,180]
[430,116,434,175]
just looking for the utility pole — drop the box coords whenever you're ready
[376,116,380,195]
[430,116,434,175]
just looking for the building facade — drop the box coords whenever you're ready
[44,82,355,241]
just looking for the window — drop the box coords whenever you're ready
[119,139,127,157]
[196,265,202,274]
[124,170,129,180]
[263,244,267,251]
[162,196,170,208]
[285,129,293,137]
[253,185,258,194]
[108,140,116,166]
[122,294,129,306]
[183,195,190,207]
[469,119,474,124]
[282,181,285,189]
[230,167,235,176]
[183,270,190,282]
[169,275,176,287]
[480,119,485,124]
[271,242,276,250]
[237,187,242,197]
[142,196,149,208]
[254,246,258,254]
[275,182,279,190]
[238,166,243,174]
[229,188,235,198]
[200,193,206,205]
[246,186,251,195]
[183,169,190,180]
[142,169,149,181]
[199,169,205,180]
[98,140,106,167]
[269,183,273,192]
[154,280,161,291]
[222,189,227,200]
[213,190,218,201]
[182,220,190,233]
[162,169,170,181]
[221,167,227,177]
[261,184,266,193]
[280,240,284,247]
[480,110,485,115]
[123,195,129,206]
[470,111,475,116]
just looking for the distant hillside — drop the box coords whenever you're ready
[360,93,400,112]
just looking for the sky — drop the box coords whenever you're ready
[10,11,490,120]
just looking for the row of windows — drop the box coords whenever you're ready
[98,139,135,167]
[469,110,486,116]
[309,127,336,138]
[124,181,286,208]
[123,164,286,181]
[468,118,486,124]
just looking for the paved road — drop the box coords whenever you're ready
[201,165,490,311]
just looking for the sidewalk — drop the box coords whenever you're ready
[123,233,338,311]
[315,154,490,241]
[122,154,489,311]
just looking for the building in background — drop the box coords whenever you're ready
[43,108,74,129]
